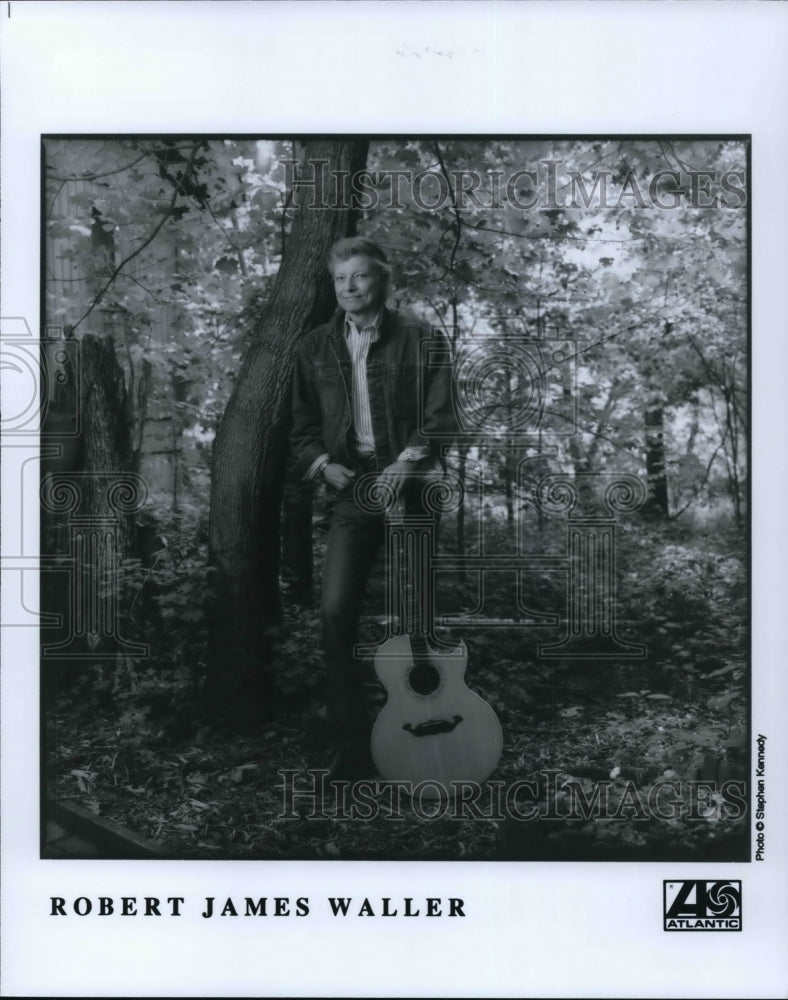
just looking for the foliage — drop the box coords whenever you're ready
[43,137,749,861]
[46,627,747,860]
[45,137,747,524]
[46,502,747,860]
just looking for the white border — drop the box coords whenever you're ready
[2,2,787,997]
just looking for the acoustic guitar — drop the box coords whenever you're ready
[370,498,503,795]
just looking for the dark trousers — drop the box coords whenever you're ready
[320,485,385,752]
[320,466,437,753]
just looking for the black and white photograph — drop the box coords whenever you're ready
[2,3,787,998]
[39,134,750,864]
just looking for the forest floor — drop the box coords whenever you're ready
[45,620,749,863]
[45,515,749,861]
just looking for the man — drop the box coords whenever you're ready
[290,236,457,780]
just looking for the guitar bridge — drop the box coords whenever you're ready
[402,715,463,737]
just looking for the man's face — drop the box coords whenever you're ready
[332,254,385,317]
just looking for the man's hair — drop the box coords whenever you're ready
[327,237,392,292]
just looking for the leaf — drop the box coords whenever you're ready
[703,663,740,679]
[230,764,258,784]
[707,691,736,712]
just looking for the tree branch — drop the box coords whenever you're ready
[202,196,249,277]
[45,144,201,183]
[70,142,202,335]
[120,271,167,305]
[46,179,66,220]
[46,149,153,183]
[280,140,296,258]
[669,436,727,520]
[432,141,463,277]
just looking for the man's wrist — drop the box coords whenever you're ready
[396,446,429,465]
[304,453,330,481]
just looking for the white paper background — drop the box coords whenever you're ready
[2,2,787,996]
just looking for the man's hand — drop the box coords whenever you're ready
[323,462,357,490]
[375,460,418,497]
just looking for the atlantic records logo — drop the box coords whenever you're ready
[663,880,742,931]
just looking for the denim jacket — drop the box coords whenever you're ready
[290,307,457,478]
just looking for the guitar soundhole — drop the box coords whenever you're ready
[408,660,441,695]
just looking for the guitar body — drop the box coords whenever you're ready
[371,633,503,793]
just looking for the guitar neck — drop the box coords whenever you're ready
[389,503,434,648]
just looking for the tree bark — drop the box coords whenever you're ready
[41,333,136,689]
[206,139,369,724]
[644,403,669,517]
[642,323,671,519]
[280,455,314,609]
[456,445,468,574]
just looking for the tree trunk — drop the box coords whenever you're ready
[504,446,515,529]
[41,333,137,690]
[206,139,369,725]
[280,455,314,609]
[456,444,468,581]
[720,385,744,531]
[644,403,669,517]
[449,298,467,579]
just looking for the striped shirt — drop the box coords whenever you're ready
[345,311,381,457]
